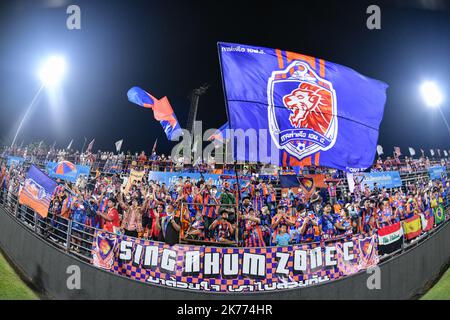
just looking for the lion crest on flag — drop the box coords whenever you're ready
[267,61,338,160]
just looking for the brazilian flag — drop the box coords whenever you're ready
[433,205,446,225]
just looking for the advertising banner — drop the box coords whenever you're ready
[6,156,25,167]
[147,171,252,190]
[347,171,402,192]
[428,166,447,180]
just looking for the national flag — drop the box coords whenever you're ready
[437,149,441,157]
[434,205,446,225]
[420,209,435,232]
[152,138,158,153]
[115,139,123,153]
[127,86,182,141]
[402,215,422,240]
[19,165,57,218]
[394,146,401,157]
[218,42,388,171]
[430,149,435,156]
[376,145,384,156]
[377,222,403,255]
[444,150,448,157]
[420,149,425,157]
[67,139,73,150]
[86,139,95,153]
[408,147,415,157]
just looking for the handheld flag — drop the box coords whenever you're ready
[152,138,158,153]
[376,145,384,156]
[19,165,57,218]
[437,149,441,157]
[408,147,415,157]
[86,138,95,153]
[444,150,448,157]
[67,139,73,150]
[127,86,182,141]
[115,139,123,153]
[218,42,388,171]
[430,149,435,157]
[394,147,401,157]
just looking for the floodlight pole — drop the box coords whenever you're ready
[11,84,45,148]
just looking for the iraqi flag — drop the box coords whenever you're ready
[377,222,403,255]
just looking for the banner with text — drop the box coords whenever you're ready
[428,166,447,180]
[147,171,252,190]
[92,232,378,293]
[347,171,402,192]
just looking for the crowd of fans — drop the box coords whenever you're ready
[0,142,449,251]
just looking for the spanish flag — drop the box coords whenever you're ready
[402,215,422,240]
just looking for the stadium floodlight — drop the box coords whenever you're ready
[420,80,449,135]
[420,81,444,108]
[38,55,67,87]
[11,55,67,147]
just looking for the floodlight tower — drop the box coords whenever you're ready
[420,81,449,135]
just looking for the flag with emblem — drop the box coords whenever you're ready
[218,42,388,171]
[377,222,403,255]
[434,205,446,225]
[19,165,57,218]
[402,215,422,240]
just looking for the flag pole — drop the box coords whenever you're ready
[81,137,87,153]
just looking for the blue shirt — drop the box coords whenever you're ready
[275,233,291,246]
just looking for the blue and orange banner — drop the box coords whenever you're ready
[92,232,378,293]
[46,161,91,183]
[19,165,57,218]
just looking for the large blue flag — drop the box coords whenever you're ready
[218,42,388,172]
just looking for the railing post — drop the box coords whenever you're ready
[14,199,19,218]
[66,219,72,252]
[34,211,38,233]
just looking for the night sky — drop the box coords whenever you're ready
[0,0,449,156]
